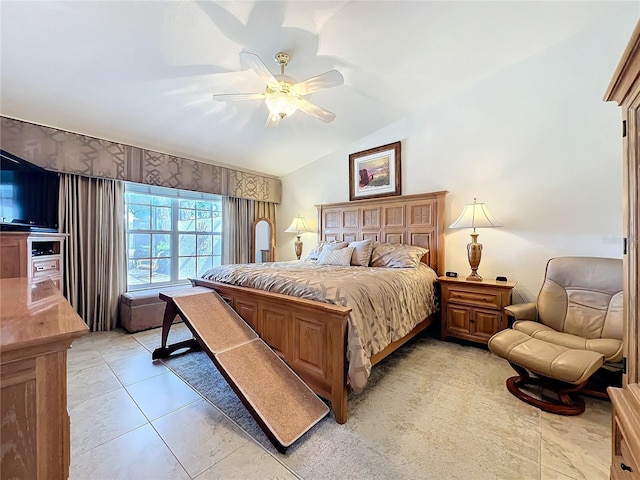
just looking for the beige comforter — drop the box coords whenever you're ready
[200,261,438,393]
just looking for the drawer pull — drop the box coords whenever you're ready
[621,463,633,472]
[36,266,47,271]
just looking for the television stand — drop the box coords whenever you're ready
[0,232,66,288]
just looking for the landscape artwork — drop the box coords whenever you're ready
[349,141,401,201]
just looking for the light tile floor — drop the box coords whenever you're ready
[68,324,611,480]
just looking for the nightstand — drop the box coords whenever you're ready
[438,276,517,345]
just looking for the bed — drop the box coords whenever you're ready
[191,191,447,423]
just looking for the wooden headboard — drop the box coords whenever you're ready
[316,191,448,276]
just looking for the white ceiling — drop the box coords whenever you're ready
[0,1,634,177]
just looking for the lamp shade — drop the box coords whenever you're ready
[449,198,502,231]
[285,215,312,235]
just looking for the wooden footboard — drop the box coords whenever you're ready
[192,278,352,423]
[190,278,438,424]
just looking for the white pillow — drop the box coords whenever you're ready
[348,239,374,266]
[317,247,355,266]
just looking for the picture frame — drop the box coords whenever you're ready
[349,141,401,201]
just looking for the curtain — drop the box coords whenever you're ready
[222,197,254,264]
[254,201,276,225]
[222,198,278,264]
[2,117,282,204]
[59,174,127,331]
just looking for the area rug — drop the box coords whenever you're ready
[161,328,583,480]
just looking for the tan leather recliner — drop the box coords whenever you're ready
[488,256,623,415]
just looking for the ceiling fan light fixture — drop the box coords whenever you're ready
[215,51,343,126]
[265,91,298,119]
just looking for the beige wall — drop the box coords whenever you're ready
[277,8,636,300]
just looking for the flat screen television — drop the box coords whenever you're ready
[0,150,59,232]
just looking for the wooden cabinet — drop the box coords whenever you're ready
[439,276,516,344]
[606,17,640,390]
[0,232,65,288]
[605,19,640,477]
[609,385,640,480]
[0,233,28,278]
[0,277,88,479]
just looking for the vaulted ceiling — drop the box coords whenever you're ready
[0,1,633,177]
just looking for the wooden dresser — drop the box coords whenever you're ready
[0,277,87,479]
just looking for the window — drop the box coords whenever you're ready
[125,183,222,290]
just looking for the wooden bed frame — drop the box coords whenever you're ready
[191,191,447,423]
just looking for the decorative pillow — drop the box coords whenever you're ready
[317,246,355,266]
[369,243,429,268]
[305,241,348,260]
[321,241,349,252]
[348,239,374,267]
[305,241,327,261]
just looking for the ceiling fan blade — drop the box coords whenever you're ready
[265,113,281,128]
[213,93,265,102]
[240,52,279,88]
[297,98,336,123]
[294,70,344,96]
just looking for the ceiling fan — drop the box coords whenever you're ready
[213,51,344,127]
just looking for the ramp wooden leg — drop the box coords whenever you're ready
[152,299,202,359]
[161,300,178,349]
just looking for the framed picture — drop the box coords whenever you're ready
[349,141,401,201]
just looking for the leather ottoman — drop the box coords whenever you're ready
[488,328,605,414]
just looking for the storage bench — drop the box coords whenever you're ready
[120,285,190,333]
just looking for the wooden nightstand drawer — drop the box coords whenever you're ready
[447,288,501,309]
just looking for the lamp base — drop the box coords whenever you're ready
[466,232,483,281]
[294,236,303,260]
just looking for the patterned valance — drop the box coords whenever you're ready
[0,116,281,203]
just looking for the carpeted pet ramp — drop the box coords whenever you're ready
[170,291,329,452]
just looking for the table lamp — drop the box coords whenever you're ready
[449,198,502,281]
[285,214,313,260]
